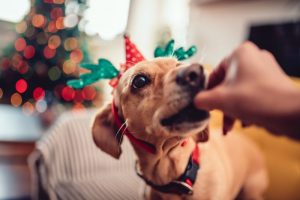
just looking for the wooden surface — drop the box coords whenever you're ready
[0,141,35,200]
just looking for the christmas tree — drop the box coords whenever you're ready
[0,0,96,114]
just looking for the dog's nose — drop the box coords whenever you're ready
[176,63,205,90]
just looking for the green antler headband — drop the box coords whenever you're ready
[67,37,197,89]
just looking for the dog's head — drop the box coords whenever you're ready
[92,57,209,158]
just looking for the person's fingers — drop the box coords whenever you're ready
[207,57,229,89]
[194,87,226,110]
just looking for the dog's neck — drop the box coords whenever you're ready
[131,133,199,186]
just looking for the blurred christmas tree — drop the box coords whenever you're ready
[0,0,97,114]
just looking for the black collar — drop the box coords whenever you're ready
[135,146,200,195]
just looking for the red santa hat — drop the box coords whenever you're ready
[124,34,145,70]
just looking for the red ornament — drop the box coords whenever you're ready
[61,86,75,101]
[16,79,28,93]
[124,35,145,70]
[24,45,35,59]
[33,87,45,100]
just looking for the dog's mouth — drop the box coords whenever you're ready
[160,103,209,129]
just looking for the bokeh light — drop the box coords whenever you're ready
[23,45,35,59]
[32,14,46,28]
[22,101,34,115]
[14,38,27,52]
[11,93,22,107]
[16,79,28,94]
[64,14,78,28]
[82,86,96,101]
[63,60,76,74]
[33,87,45,100]
[43,46,56,59]
[36,99,47,113]
[64,37,78,51]
[61,86,75,101]
[55,17,65,29]
[48,66,61,81]
[70,49,83,63]
[47,21,57,33]
[48,35,61,49]
[15,21,27,33]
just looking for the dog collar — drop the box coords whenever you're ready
[111,100,156,154]
[136,145,200,195]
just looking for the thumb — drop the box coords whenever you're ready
[194,87,226,111]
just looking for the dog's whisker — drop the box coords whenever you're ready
[115,119,128,141]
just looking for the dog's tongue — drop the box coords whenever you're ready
[206,66,235,135]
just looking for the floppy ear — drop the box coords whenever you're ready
[92,103,122,159]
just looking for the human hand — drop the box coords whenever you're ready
[194,42,300,138]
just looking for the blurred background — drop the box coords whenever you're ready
[0,0,299,199]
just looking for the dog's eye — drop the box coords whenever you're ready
[132,74,150,89]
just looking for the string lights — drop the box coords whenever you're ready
[0,0,96,115]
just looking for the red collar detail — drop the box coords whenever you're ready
[111,100,156,154]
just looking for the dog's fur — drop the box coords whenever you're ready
[92,58,268,200]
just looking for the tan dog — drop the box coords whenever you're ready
[92,58,268,200]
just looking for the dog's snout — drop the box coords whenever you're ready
[176,64,205,90]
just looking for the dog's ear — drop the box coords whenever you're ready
[92,103,122,159]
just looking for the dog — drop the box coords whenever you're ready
[92,57,268,200]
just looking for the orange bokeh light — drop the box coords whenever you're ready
[14,38,27,51]
[48,35,61,49]
[70,49,83,63]
[22,101,35,115]
[55,17,65,30]
[11,93,22,107]
[32,14,46,28]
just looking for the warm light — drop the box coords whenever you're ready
[36,100,47,113]
[48,35,61,49]
[43,46,56,59]
[23,45,35,59]
[64,14,78,28]
[32,14,46,28]
[22,101,34,115]
[47,21,57,33]
[48,66,61,81]
[63,60,76,74]
[33,87,45,100]
[82,86,96,101]
[61,86,75,101]
[55,17,65,29]
[16,21,27,33]
[14,38,26,51]
[0,88,3,99]
[64,37,78,51]
[11,93,22,107]
[70,49,83,63]
[16,79,28,93]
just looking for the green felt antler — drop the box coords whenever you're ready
[154,39,197,61]
[67,59,119,89]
